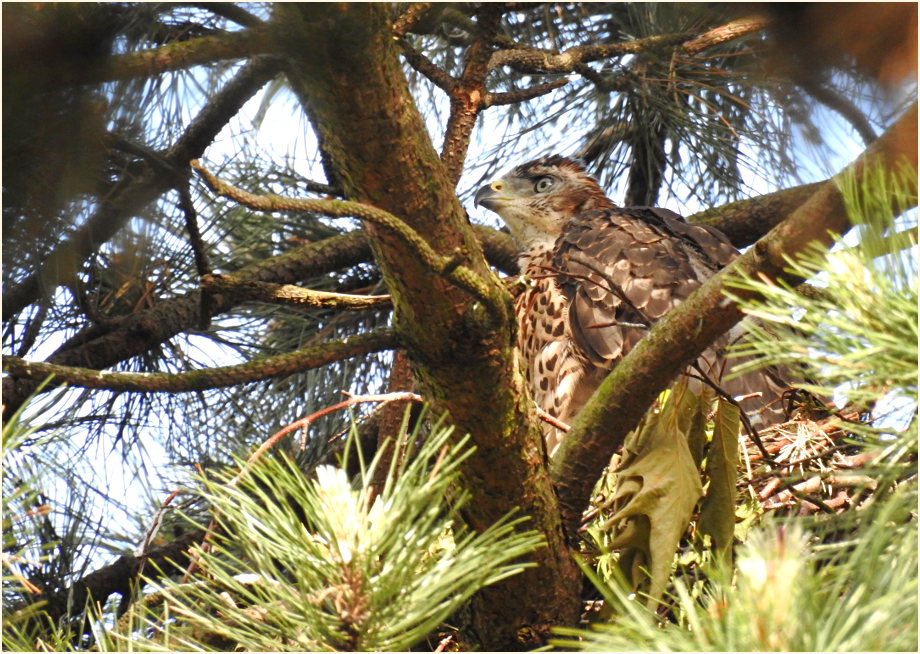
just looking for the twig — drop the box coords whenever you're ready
[13,298,49,358]
[396,38,456,92]
[391,2,432,38]
[281,391,424,454]
[439,5,505,185]
[298,177,342,197]
[179,185,212,278]
[488,33,692,74]
[179,183,215,328]
[535,406,571,433]
[484,78,570,107]
[685,368,775,463]
[135,489,182,583]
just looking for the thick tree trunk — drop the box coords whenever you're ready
[275,4,580,648]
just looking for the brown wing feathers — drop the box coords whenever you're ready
[476,155,792,452]
[557,207,716,369]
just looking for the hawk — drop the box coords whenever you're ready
[475,155,788,455]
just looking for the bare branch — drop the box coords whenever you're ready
[484,78,570,107]
[391,2,433,37]
[199,273,392,311]
[249,391,423,461]
[682,15,770,55]
[689,182,826,248]
[180,185,212,279]
[396,37,456,92]
[551,102,918,537]
[488,32,691,74]
[3,330,397,394]
[440,6,506,185]
[536,406,571,433]
[300,178,343,197]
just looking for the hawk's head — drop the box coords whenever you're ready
[474,155,615,248]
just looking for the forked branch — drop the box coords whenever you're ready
[192,161,506,315]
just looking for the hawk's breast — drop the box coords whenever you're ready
[516,206,742,454]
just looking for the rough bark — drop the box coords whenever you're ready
[551,102,918,535]
[688,181,826,247]
[276,5,580,648]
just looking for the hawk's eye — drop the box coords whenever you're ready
[533,176,554,193]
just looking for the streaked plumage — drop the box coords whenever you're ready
[475,155,787,455]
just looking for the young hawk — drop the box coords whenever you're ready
[475,155,788,455]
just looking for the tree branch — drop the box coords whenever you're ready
[551,102,918,537]
[2,230,373,420]
[58,27,275,86]
[440,5,506,186]
[396,38,456,92]
[180,185,212,278]
[168,57,281,163]
[2,57,281,318]
[473,224,519,275]
[484,78,570,107]
[32,528,207,624]
[682,14,770,55]
[488,32,692,74]
[391,2,434,38]
[199,274,392,311]
[3,330,396,394]
[192,161,505,315]
[187,2,264,28]
[798,78,878,146]
[3,224,515,418]
[688,181,826,248]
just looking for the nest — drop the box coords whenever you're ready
[741,406,879,517]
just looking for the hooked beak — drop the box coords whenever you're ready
[474,182,503,211]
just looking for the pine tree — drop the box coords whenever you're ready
[3,3,917,650]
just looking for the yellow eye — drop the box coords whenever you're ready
[534,176,554,193]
